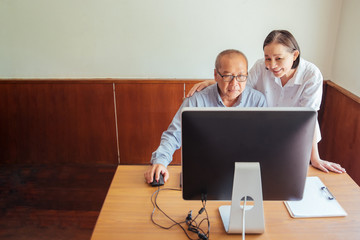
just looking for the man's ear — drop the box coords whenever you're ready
[214,69,220,83]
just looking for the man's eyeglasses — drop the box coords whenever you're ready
[216,69,248,82]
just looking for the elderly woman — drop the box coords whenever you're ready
[187,30,345,174]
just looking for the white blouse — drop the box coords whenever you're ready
[248,57,323,141]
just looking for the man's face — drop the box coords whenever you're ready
[214,54,248,106]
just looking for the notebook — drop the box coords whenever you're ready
[284,176,347,218]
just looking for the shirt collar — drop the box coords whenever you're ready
[214,83,246,107]
[273,58,304,87]
[292,58,305,85]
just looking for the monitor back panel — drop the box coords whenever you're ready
[181,108,316,201]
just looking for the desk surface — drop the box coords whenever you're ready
[91,165,360,240]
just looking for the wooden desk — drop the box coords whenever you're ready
[91,165,360,239]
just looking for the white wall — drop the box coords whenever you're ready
[0,0,342,81]
[332,0,360,97]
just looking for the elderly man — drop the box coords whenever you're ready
[144,49,267,184]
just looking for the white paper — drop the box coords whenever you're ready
[284,176,347,218]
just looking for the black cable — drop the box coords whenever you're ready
[151,187,198,239]
[150,187,210,240]
[184,193,210,239]
[150,187,184,229]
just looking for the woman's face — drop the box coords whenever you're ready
[263,42,299,81]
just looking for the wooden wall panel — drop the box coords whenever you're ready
[319,81,360,185]
[0,82,118,165]
[115,82,184,165]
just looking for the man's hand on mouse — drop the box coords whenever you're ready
[144,164,169,184]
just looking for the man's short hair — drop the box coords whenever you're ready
[215,49,248,70]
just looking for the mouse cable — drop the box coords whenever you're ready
[150,186,210,240]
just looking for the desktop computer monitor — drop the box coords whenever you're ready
[181,107,317,233]
[181,107,316,201]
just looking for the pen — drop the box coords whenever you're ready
[321,186,335,200]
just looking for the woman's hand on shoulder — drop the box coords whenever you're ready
[186,80,216,97]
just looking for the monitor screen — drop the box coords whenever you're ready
[181,107,316,201]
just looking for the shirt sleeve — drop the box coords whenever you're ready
[298,70,323,111]
[259,95,268,107]
[298,67,323,142]
[247,59,263,89]
[150,98,190,167]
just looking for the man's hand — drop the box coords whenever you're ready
[186,80,215,97]
[144,164,169,184]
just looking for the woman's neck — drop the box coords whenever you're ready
[280,68,297,87]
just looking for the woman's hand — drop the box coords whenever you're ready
[311,158,346,174]
[310,134,345,174]
[186,80,216,97]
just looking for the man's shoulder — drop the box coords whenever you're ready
[243,86,267,107]
[245,86,265,98]
[190,83,216,99]
[185,84,218,107]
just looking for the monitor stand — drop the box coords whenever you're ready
[219,162,265,234]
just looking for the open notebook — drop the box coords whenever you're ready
[284,176,347,218]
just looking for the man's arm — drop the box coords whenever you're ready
[144,98,191,183]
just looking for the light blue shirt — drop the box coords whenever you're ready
[151,84,267,167]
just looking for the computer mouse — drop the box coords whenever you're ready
[150,173,164,187]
